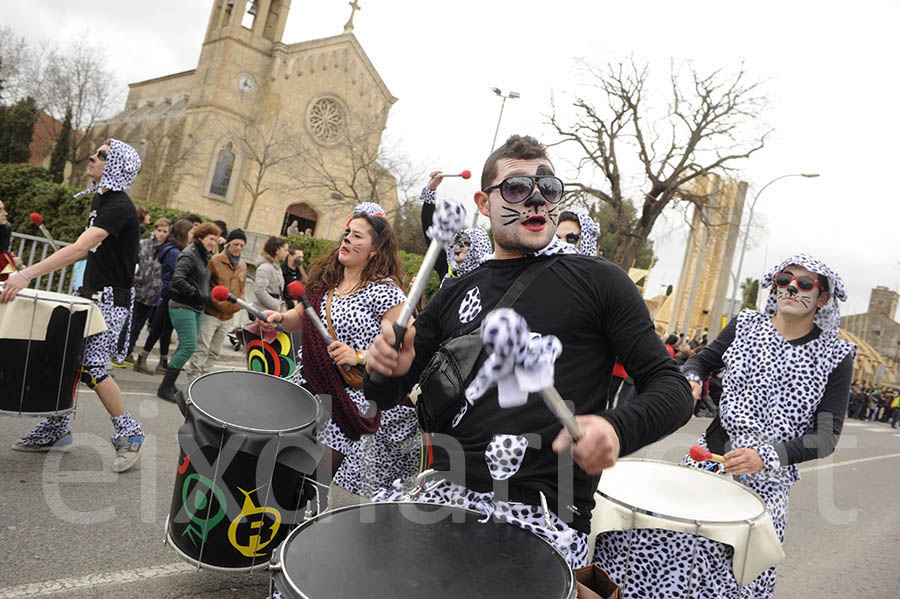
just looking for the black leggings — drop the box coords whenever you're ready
[143,298,173,356]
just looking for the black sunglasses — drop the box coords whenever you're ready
[564,233,581,245]
[90,150,108,162]
[483,175,565,204]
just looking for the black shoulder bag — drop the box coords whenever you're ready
[417,257,559,432]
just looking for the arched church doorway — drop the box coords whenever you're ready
[283,202,318,236]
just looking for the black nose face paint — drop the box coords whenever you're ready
[523,189,546,208]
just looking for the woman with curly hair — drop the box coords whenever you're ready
[261,204,417,506]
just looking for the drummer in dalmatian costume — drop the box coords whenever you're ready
[595,253,856,599]
[364,134,693,569]
[1,139,146,473]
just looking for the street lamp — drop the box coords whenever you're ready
[729,173,820,313]
[474,88,520,226]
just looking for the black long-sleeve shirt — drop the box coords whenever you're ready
[683,318,853,467]
[364,254,693,532]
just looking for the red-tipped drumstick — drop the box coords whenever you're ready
[30,212,60,252]
[211,285,284,332]
[690,445,725,464]
[286,280,350,371]
[440,170,471,179]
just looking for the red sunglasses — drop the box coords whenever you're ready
[774,271,822,292]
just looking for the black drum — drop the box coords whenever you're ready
[270,502,577,599]
[166,371,323,571]
[0,289,100,415]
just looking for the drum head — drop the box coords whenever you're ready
[274,502,575,599]
[187,371,318,433]
[596,459,766,523]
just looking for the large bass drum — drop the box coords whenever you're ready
[166,370,323,571]
[270,502,577,599]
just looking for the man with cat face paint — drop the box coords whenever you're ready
[363,134,693,567]
[601,254,856,598]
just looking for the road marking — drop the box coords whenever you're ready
[842,422,865,427]
[0,562,195,598]
[863,427,888,433]
[799,452,900,473]
[122,392,158,397]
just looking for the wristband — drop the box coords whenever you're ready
[356,350,365,365]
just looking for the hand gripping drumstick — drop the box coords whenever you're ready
[689,445,725,464]
[440,170,471,179]
[465,308,584,442]
[211,285,284,332]
[30,213,60,252]
[368,199,467,385]
[286,280,350,371]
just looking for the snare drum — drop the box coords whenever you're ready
[590,459,784,598]
[166,371,324,571]
[0,288,106,415]
[270,502,577,599]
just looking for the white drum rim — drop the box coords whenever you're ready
[595,458,768,525]
[270,501,576,599]
[185,370,320,435]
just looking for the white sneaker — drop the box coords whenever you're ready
[112,435,144,472]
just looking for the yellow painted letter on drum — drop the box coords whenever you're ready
[227,486,282,558]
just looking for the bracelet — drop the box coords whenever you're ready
[356,350,365,365]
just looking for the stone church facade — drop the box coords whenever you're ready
[87,0,398,239]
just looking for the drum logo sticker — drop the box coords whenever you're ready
[227,485,283,558]
[458,286,482,324]
[181,473,228,547]
[247,332,296,378]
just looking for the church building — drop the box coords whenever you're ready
[87,0,398,239]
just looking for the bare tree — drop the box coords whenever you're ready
[549,58,769,269]
[236,116,303,229]
[290,108,418,217]
[129,115,208,204]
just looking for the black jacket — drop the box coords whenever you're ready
[168,242,212,311]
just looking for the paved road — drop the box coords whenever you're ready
[1,361,899,597]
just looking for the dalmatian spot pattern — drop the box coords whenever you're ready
[606,309,854,599]
[375,479,589,569]
[485,434,528,480]
[290,280,416,498]
[458,286,482,324]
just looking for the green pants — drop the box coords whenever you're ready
[168,306,204,370]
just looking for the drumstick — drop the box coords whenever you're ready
[439,170,471,179]
[689,445,725,464]
[211,285,284,332]
[369,199,466,385]
[285,281,350,371]
[30,213,60,252]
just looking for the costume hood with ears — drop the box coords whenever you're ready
[761,253,847,332]
[74,138,142,198]
[446,227,492,278]
[565,209,602,256]
[351,202,386,218]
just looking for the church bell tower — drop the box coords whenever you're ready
[189,0,292,118]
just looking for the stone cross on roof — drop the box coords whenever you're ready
[343,0,361,33]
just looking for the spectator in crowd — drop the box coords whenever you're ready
[282,245,306,309]
[213,220,228,252]
[286,220,300,236]
[136,205,151,235]
[891,393,900,428]
[157,222,220,401]
[186,228,247,378]
[119,217,170,366]
[663,334,678,358]
[134,219,193,375]
[304,228,313,237]
[0,199,21,281]
[254,236,288,312]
